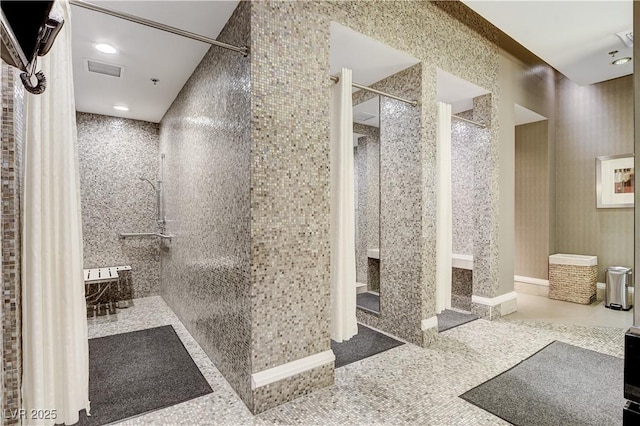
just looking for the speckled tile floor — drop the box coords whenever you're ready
[88,296,626,425]
[507,292,633,329]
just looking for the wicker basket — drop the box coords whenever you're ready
[548,254,598,304]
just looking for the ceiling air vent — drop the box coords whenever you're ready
[615,28,633,48]
[85,59,124,77]
[354,112,376,122]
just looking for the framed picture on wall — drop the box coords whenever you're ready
[596,154,634,208]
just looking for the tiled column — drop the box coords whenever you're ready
[159,0,253,412]
[350,65,435,347]
[249,1,334,413]
[1,63,25,425]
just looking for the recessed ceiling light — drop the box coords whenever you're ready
[94,43,117,54]
[612,57,632,66]
[113,105,129,111]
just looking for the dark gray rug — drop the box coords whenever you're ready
[460,341,624,426]
[331,323,404,368]
[437,309,479,332]
[73,325,212,425]
[356,292,380,314]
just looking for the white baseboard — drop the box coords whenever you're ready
[251,350,335,390]
[515,281,549,297]
[452,254,474,270]
[472,291,518,307]
[514,275,549,286]
[421,316,438,331]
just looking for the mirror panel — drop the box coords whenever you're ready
[354,95,380,314]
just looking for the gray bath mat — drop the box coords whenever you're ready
[460,341,624,425]
[73,325,212,425]
[437,309,478,332]
[331,323,404,368]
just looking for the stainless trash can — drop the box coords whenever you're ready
[605,266,633,310]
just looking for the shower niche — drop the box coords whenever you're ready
[436,68,491,313]
[331,22,428,345]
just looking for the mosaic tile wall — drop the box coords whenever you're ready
[365,132,380,292]
[471,94,499,298]
[1,63,24,425]
[353,123,379,288]
[352,65,427,345]
[451,103,505,317]
[368,258,381,291]
[248,0,501,409]
[381,66,427,344]
[452,267,473,311]
[0,0,505,418]
[324,0,499,327]
[354,139,366,285]
[313,0,498,347]
[252,363,335,414]
[76,113,160,298]
[249,0,333,412]
[159,0,253,410]
[153,0,501,413]
[451,110,476,256]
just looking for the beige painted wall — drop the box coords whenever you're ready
[497,52,557,294]
[501,58,633,286]
[555,75,634,282]
[515,121,549,279]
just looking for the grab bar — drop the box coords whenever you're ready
[118,232,172,242]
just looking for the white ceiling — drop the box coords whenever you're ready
[330,22,420,87]
[330,22,417,132]
[436,69,490,114]
[71,1,239,123]
[515,103,547,126]
[462,0,633,86]
[71,2,629,125]
[437,70,548,126]
[353,96,380,128]
[331,24,498,126]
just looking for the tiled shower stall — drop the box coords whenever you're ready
[2,0,510,416]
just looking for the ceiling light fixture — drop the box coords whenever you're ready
[113,105,129,111]
[612,57,632,66]
[94,43,117,54]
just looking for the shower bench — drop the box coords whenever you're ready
[84,265,132,317]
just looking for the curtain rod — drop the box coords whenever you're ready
[330,75,418,107]
[451,114,487,129]
[69,0,249,56]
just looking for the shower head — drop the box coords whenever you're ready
[138,176,158,192]
[138,176,165,231]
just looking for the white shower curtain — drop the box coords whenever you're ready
[436,102,453,314]
[22,1,90,425]
[330,68,358,342]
